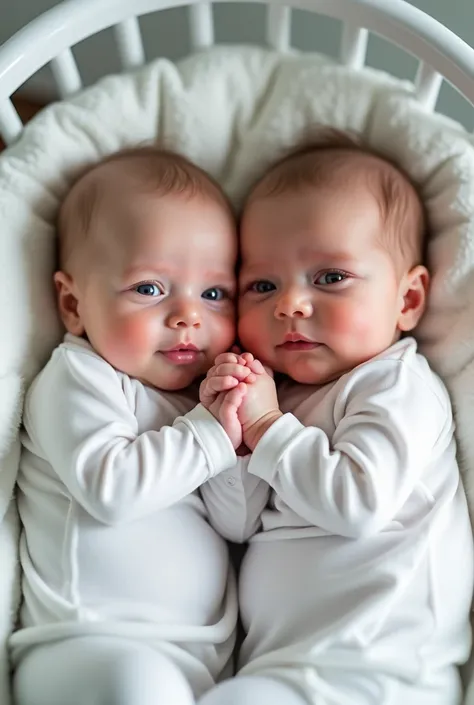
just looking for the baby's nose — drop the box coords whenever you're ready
[274,290,313,319]
[168,303,201,329]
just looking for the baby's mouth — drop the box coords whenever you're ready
[160,344,202,365]
[277,333,321,352]
[278,341,321,351]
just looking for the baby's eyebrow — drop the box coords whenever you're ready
[123,264,173,278]
[299,249,360,265]
[239,262,271,272]
[203,270,236,282]
[122,264,236,285]
[240,253,360,273]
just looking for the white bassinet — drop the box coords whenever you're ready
[2,1,474,703]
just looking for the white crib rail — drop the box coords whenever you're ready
[340,23,369,70]
[1,0,474,145]
[50,49,83,98]
[415,62,444,111]
[189,3,214,50]
[0,99,24,146]
[113,17,146,70]
[266,6,291,53]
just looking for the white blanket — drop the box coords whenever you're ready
[1,46,474,704]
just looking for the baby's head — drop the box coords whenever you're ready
[238,128,429,385]
[55,146,237,390]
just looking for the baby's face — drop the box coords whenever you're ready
[70,192,237,390]
[238,185,409,385]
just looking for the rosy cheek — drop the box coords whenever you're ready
[323,299,369,339]
[105,315,154,359]
[211,318,236,355]
[238,312,266,355]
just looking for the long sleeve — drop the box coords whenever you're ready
[200,454,271,543]
[248,359,449,538]
[23,347,235,525]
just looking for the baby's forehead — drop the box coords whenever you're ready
[243,176,382,235]
[243,148,425,271]
[58,151,235,272]
[241,191,382,260]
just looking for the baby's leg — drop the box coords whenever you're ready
[13,636,195,705]
[197,675,309,705]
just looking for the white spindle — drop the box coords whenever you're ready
[50,48,82,98]
[415,61,443,111]
[266,5,291,52]
[0,98,23,146]
[340,23,369,69]
[113,17,146,69]
[189,3,214,51]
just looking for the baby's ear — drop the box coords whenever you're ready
[53,271,85,336]
[397,265,430,332]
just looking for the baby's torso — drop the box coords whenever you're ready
[239,343,473,675]
[18,360,229,629]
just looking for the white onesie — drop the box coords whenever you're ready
[236,338,474,705]
[11,333,267,702]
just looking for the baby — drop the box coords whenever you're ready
[199,130,474,705]
[11,146,265,705]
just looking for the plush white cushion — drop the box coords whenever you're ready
[1,45,474,703]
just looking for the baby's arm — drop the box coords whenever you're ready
[199,352,272,542]
[246,360,447,538]
[24,348,236,525]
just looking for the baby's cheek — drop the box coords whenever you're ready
[238,312,267,356]
[105,315,155,360]
[325,300,370,340]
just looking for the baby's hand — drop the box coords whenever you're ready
[200,353,255,449]
[237,354,283,451]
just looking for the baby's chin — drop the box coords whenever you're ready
[138,367,202,392]
[279,357,344,386]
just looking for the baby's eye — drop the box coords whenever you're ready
[314,271,348,286]
[202,287,227,301]
[134,282,163,297]
[250,280,276,294]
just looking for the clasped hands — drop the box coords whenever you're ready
[199,351,283,453]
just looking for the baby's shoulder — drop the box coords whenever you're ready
[26,335,198,423]
[339,337,451,418]
[26,334,117,405]
[362,337,447,395]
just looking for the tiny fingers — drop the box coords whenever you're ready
[207,375,239,393]
[247,359,265,374]
[213,363,251,380]
[214,352,239,366]
[221,382,247,410]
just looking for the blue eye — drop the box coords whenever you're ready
[250,280,276,294]
[135,283,162,297]
[202,287,226,301]
[315,271,347,286]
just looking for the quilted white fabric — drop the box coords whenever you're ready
[1,45,474,703]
